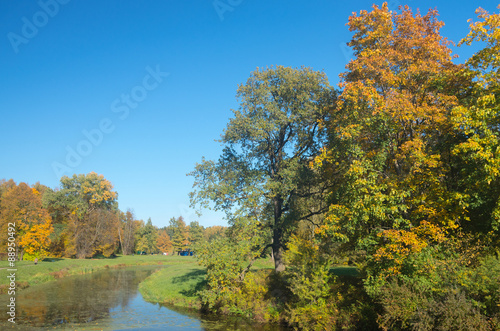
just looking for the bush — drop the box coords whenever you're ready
[195,237,254,310]
[371,247,500,330]
[284,234,339,330]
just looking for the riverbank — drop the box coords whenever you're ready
[139,261,206,309]
[139,258,275,310]
[0,255,193,294]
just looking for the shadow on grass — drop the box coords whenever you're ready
[42,258,64,262]
[172,269,207,297]
[330,266,360,277]
[89,254,121,259]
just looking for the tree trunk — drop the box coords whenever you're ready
[118,226,124,255]
[17,247,24,261]
[273,195,286,272]
[272,228,285,272]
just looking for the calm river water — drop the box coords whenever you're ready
[0,266,286,330]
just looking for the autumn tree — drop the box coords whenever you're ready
[156,229,173,254]
[0,181,53,260]
[204,225,226,242]
[119,209,138,255]
[42,185,73,257]
[309,4,500,328]
[190,66,336,272]
[53,172,118,258]
[315,3,466,250]
[452,5,500,238]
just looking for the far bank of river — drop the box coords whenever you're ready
[0,254,185,293]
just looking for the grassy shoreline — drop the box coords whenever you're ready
[0,255,194,294]
[139,262,206,310]
[138,258,276,310]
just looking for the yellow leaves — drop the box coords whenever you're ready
[19,219,53,256]
[413,221,448,243]
[460,6,500,92]
[374,221,448,275]
[0,182,54,258]
[76,173,117,207]
[311,147,329,169]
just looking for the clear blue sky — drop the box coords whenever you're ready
[0,0,496,228]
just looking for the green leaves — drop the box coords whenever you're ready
[58,172,118,218]
[189,65,335,272]
[136,218,158,254]
[195,236,254,309]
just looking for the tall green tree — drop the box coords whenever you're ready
[188,220,204,246]
[190,66,336,272]
[136,218,157,254]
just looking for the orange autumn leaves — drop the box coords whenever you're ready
[374,222,447,275]
[314,3,471,246]
[0,182,53,260]
[311,4,500,282]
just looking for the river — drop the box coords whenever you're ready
[0,266,286,330]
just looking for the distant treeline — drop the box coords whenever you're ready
[0,173,226,260]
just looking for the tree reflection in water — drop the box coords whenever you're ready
[3,267,155,328]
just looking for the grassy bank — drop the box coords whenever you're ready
[139,257,275,310]
[139,261,206,309]
[0,255,192,293]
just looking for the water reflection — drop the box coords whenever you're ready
[20,267,148,326]
[0,266,287,330]
[0,266,200,330]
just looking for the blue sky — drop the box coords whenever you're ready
[1,0,497,228]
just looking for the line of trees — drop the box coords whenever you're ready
[190,3,500,329]
[0,172,226,260]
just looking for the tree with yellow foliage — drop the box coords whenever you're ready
[452,5,500,238]
[315,3,467,248]
[0,182,53,260]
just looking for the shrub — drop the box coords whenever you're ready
[195,237,253,310]
[284,234,339,329]
[371,247,500,330]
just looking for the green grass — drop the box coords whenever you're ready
[330,265,360,277]
[251,257,274,270]
[139,261,206,309]
[139,257,275,310]
[0,255,194,293]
